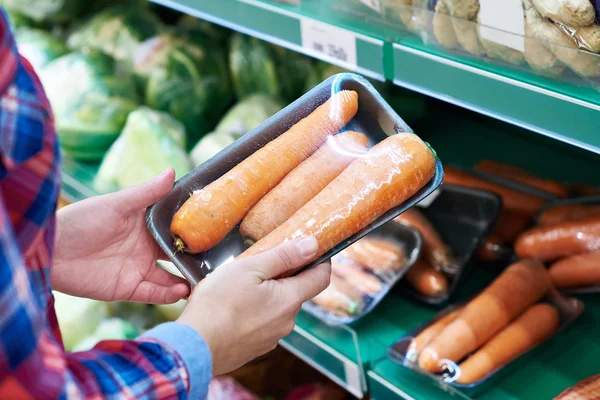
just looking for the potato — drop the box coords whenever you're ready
[433,0,459,49]
[523,0,566,75]
[575,24,600,53]
[531,0,595,28]
[446,0,480,20]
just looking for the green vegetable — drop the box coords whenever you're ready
[229,33,279,99]
[190,94,282,166]
[40,51,139,161]
[73,318,139,351]
[95,107,192,191]
[3,0,85,23]
[15,28,68,71]
[136,35,232,144]
[5,9,37,29]
[156,300,187,321]
[53,291,108,351]
[178,14,231,46]
[68,5,161,64]
[270,44,316,103]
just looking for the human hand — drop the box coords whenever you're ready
[52,169,189,304]
[177,237,330,376]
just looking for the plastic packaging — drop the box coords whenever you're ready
[302,221,422,325]
[346,0,600,89]
[533,195,600,293]
[396,184,501,305]
[146,73,443,286]
[387,265,584,396]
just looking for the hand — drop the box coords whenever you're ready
[177,237,331,376]
[52,169,189,304]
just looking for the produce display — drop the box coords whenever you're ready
[351,0,600,88]
[390,260,583,387]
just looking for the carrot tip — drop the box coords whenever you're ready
[174,237,186,253]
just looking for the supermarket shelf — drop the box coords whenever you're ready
[150,0,386,80]
[152,0,600,155]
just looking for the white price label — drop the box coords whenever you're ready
[479,0,525,52]
[343,361,363,397]
[359,0,382,12]
[417,188,441,208]
[300,18,357,67]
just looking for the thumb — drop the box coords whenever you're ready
[242,237,319,280]
[114,168,176,214]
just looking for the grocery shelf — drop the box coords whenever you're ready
[152,0,600,155]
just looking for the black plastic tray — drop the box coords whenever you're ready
[399,184,502,306]
[146,73,443,286]
[387,289,584,397]
[535,195,600,295]
[302,222,422,326]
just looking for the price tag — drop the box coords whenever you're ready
[417,188,441,208]
[343,361,363,397]
[479,0,525,52]
[359,0,382,12]
[300,18,358,67]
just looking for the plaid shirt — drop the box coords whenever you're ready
[0,10,211,400]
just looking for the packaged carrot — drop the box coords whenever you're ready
[146,73,443,287]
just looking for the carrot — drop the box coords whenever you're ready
[239,133,437,277]
[394,208,456,272]
[549,251,600,289]
[567,183,600,198]
[331,255,383,295]
[240,131,370,241]
[456,303,560,384]
[491,212,532,244]
[312,273,364,316]
[407,308,462,358]
[538,204,600,227]
[418,259,551,373]
[405,259,449,297]
[170,90,359,253]
[476,234,508,263]
[515,216,600,262]
[342,237,407,272]
[474,160,569,198]
[443,166,547,217]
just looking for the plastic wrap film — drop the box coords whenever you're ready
[302,222,421,325]
[387,262,584,395]
[146,73,443,286]
[348,0,600,87]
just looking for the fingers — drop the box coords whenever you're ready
[241,237,319,280]
[129,281,190,304]
[113,168,176,214]
[280,261,332,304]
[147,265,188,287]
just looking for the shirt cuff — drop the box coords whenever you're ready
[143,322,212,400]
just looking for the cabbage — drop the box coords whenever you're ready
[190,94,282,166]
[270,44,316,102]
[178,14,231,46]
[229,33,279,99]
[156,300,187,322]
[135,34,232,144]
[95,107,192,190]
[15,28,68,71]
[68,5,161,64]
[73,318,139,352]
[53,291,108,351]
[40,51,139,161]
[2,0,85,23]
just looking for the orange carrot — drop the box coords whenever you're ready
[238,133,437,277]
[443,166,547,217]
[394,208,456,272]
[342,238,407,272]
[405,259,449,297]
[456,303,560,384]
[549,251,600,289]
[476,234,508,263]
[331,256,383,295]
[418,259,550,373]
[567,183,600,198]
[538,204,600,227]
[515,217,600,262]
[240,131,370,241]
[312,273,364,316]
[407,308,462,358]
[170,90,359,253]
[474,160,569,198]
